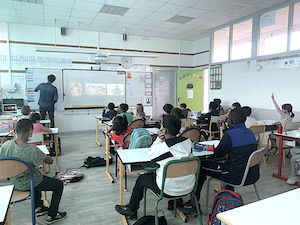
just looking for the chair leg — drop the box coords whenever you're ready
[143,188,147,216]
[173,199,177,218]
[192,194,203,225]
[5,208,11,225]
[283,149,286,165]
[253,183,260,200]
[154,200,159,225]
[205,177,212,215]
[263,155,267,167]
[124,166,127,191]
[115,155,118,178]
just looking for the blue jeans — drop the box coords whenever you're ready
[40,105,55,127]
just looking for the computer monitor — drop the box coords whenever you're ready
[2,104,17,113]
[2,99,24,108]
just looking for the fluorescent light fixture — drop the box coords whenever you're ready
[108,53,158,58]
[35,47,97,54]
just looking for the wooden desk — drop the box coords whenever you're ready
[40,119,51,128]
[187,116,198,127]
[257,120,279,132]
[104,121,115,183]
[273,130,300,185]
[44,128,59,172]
[95,116,110,146]
[217,188,300,225]
[145,128,160,135]
[0,185,14,225]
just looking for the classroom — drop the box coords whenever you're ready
[0,0,300,224]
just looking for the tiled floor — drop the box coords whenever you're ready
[1,130,297,225]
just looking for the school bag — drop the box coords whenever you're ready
[0,123,10,133]
[82,156,112,168]
[133,213,167,225]
[54,169,84,184]
[208,190,244,225]
[128,128,152,149]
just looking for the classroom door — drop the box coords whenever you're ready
[177,70,203,111]
[152,69,176,117]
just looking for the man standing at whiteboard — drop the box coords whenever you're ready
[34,74,58,128]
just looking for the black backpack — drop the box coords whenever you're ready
[133,215,167,225]
[83,156,112,168]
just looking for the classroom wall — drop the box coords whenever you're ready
[0,22,210,132]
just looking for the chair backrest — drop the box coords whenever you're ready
[283,121,300,131]
[129,119,145,129]
[211,115,226,124]
[122,130,133,148]
[249,125,266,146]
[27,132,44,145]
[0,157,36,224]
[159,157,201,198]
[180,127,201,143]
[240,147,265,186]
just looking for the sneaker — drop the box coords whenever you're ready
[287,176,298,185]
[115,203,137,220]
[35,206,49,217]
[46,212,67,224]
[167,198,183,211]
[180,200,202,215]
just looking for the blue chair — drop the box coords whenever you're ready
[0,157,36,225]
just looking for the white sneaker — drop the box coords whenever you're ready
[287,176,298,185]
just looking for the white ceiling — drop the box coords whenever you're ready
[0,0,291,41]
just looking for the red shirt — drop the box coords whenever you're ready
[111,127,132,148]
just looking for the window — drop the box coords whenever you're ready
[212,27,229,63]
[258,7,289,56]
[231,19,253,60]
[291,2,300,51]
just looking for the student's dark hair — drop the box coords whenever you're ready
[162,115,181,136]
[228,108,246,125]
[242,106,252,117]
[48,74,56,83]
[112,115,128,135]
[232,102,241,108]
[170,108,184,119]
[180,103,187,109]
[163,104,174,114]
[30,112,41,123]
[21,105,30,115]
[209,101,218,110]
[282,103,295,118]
[15,119,33,134]
[119,103,129,113]
[108,103,115,110]
[213,98,221,105]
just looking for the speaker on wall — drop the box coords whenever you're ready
[61,27,67,36]
[122,33,127,41]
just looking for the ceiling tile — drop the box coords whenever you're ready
[20,18,44,26]
[44,0,75,8]
[95,13,121,22]
[235,6,263,17]
[45,14,69,22]
[16,11,44,20]
[44,19,68,27]
[132,0,164,11]
[166,29,184,34]
[151,0,169,2]
[0,8,17,17]
[138,19,162,26]
[0,15,19,23]
[230,0,262,5]
[126,29,141,35]
[131,24,154,31]
[199,11,227,20]
[124,8,152,18]
[106,27,125,33]
[81,0,106,3]
[67,22,90,30]
[157,21,180,29]
[44,6,72,16]
[90,20,115,27]
[0,0,14,9]
[112,22,136,29]
[175,24,198,31]
[68,17,93,25]
[150,27,170,33]
[105,0,138,8]
[186,18,213,26]
[88,25,110,32]
[156,4,187,14]
[146,12,173,21]
[13,2,43,12]
[168,0,200,7]
[255,0,288,9]
[71,9,98,19]
[179,8,208,18]
[193,0,227,11]
[117,16,143,24]
[73,0,104,12]
[215,2,248,14]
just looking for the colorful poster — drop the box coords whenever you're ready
[210,64,222,90]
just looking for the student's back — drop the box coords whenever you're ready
[117,103,133,124]
[111,116,132,147]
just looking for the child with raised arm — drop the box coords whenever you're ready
[0,119,67,224]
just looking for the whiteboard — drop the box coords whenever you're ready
[126,72,152,106]
[26,68,63,110]
[63,70,125,108]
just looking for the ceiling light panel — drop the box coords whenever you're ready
[13,0,43,4]
[167,15,194,24]
[100,4,129,16]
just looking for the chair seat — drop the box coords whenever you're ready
[11,190,30,202]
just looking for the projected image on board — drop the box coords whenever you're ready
[70,82,82,97]
[86,83,106,96]
[107,84,124,95]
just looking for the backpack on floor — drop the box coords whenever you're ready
[208,190,244,225]
[128,128,152,149]
[82,156,112,168]
[133,215,167,225]
[54,169,84,184]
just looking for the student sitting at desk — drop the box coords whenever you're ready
[20,105,31,120]
[111,116,132,148]
[152,103,173,122]
[115,115,194,220]
[198,101,219,140]
[213,98,225,115]
[170,107,185,119]
[242,106,257,128]
[117,103,133,125]
[182,108,258,214]
[135,103,146,120]
[225,102,241,115]
[0,119,67,224]
[180,103,191,118]
[30,112,53,145]
[102,102,117,120]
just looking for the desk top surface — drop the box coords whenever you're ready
[0,185,14,222]
[146,128,160,135]
[274,130,300,138]
[256,120,278,125]
[217,188,300,225]
[37,145,50,154]
[40,119,50,124]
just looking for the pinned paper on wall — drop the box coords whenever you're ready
[187,90,193,99]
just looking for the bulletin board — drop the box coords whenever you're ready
[125,72,152,106]
[210,64,222,89]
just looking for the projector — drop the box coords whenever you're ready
[94,54,107,64]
